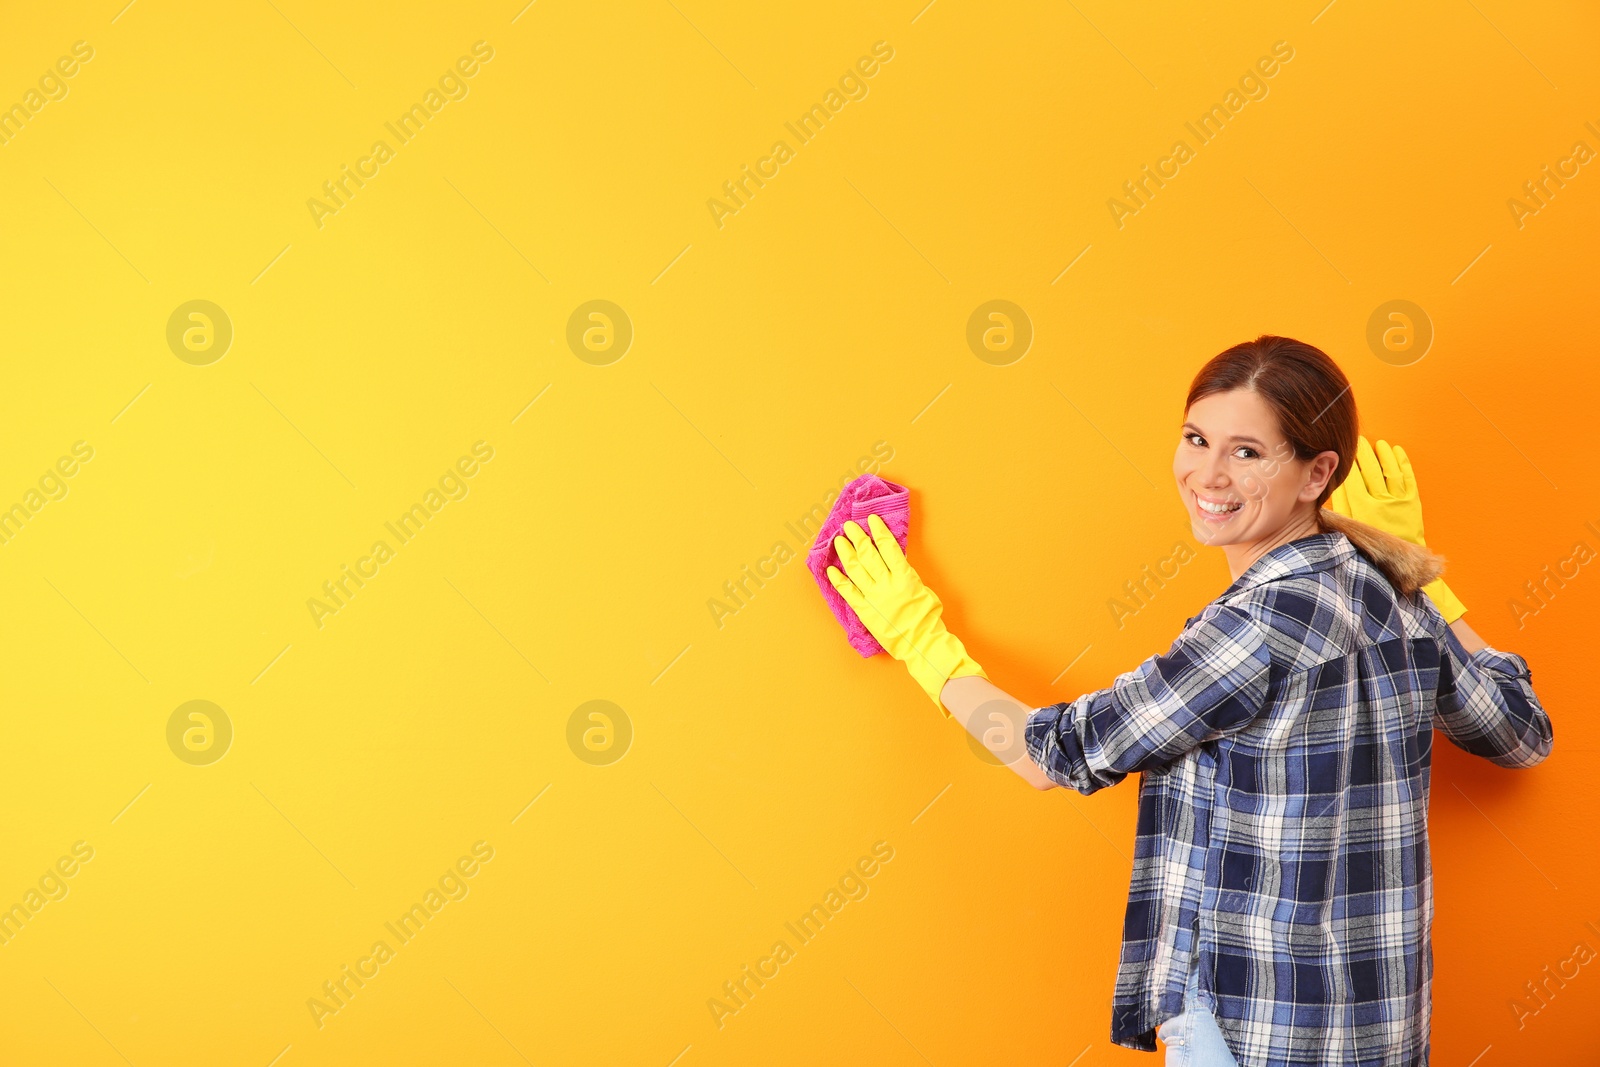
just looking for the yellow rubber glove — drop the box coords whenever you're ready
[1325,435,1468,624]
[825,513,986,712]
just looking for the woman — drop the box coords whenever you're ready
[826,335,1553,1066]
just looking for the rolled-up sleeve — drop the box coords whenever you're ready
[1434,626,1553,769]
[1024,603,1273,795]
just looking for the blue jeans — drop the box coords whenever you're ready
[1158,955,1239,1067]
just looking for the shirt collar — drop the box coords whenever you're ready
[1220,529,1354,599]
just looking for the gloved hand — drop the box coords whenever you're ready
[826,513,986,711]
[1325,435,1467,623]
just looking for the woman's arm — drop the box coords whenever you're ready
[939,674,1058,791]
[1449,616,1487,654]
[1322,437,1549,762]
[1326,440,1489,654]
[825,517,1060,791]
[948,603,1275,798]
[944,609,1492,793]
[826,515,1274,796]
[1434,611,1552,768]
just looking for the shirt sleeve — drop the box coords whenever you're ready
[1434,624,1553,769]
[1024,603,1274,795]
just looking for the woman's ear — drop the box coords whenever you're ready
[1303,449,1340,500]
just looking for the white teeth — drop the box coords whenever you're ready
[1197,496,1241,514]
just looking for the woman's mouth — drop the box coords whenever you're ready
[1194,491,1243,522]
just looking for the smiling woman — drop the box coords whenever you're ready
[1177,371,1359,573]
[1176,336,1448,600]
[824,334,1554,1065]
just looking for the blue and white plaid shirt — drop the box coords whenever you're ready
[1025,531,1553,1066]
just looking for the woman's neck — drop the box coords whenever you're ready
[1224,509,1324,581]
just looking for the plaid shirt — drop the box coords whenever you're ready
[1024,531,1553,1066]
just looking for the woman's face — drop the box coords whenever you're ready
[1173,388,1338,548]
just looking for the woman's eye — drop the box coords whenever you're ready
[1185,433,1205,447]
[1236,447,1259,459]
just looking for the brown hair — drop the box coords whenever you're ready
[1185,334,1444,596]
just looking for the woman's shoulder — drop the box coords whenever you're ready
[1206,572,1361,673]
[1210,554,1442,670]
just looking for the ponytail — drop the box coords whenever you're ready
[1316,507,1444,597]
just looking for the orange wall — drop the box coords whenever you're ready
[0,1,1595,1064]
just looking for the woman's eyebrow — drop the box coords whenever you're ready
[1181,422,1268,448]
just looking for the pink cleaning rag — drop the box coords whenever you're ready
[807,473,911,657]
